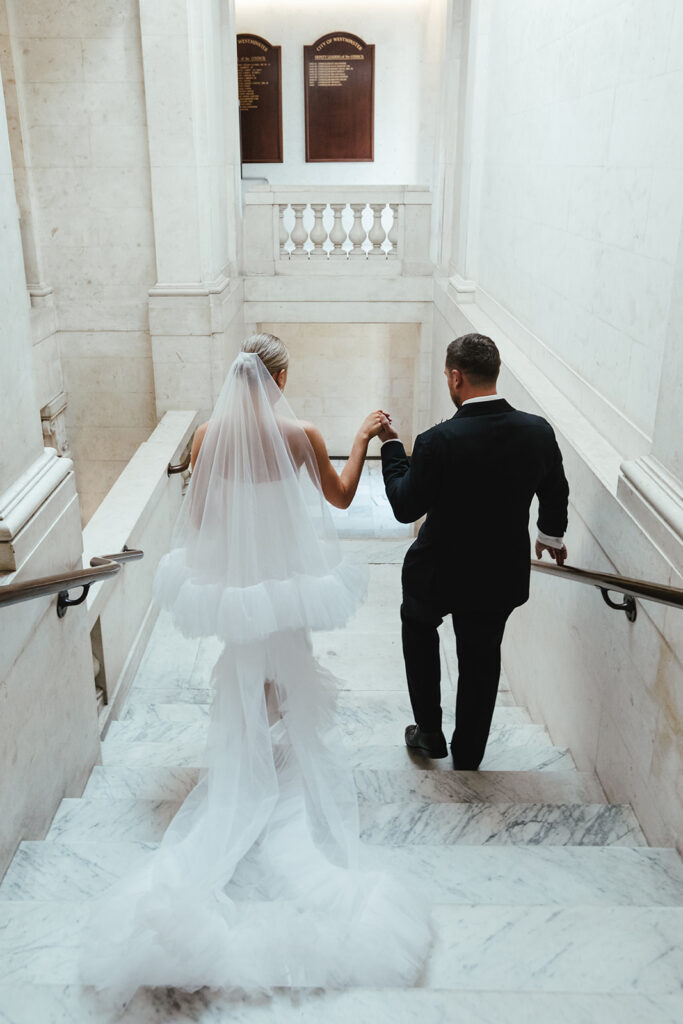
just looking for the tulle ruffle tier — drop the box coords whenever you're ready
[153,548,369,644]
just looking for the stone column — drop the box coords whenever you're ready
[431,0,465,274]
[139,0,244,420]
[0,4,52,301]
[618,222,683,573]
[442,0,490,299]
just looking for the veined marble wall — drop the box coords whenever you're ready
[3,0,158,522]
[260,323,420,456]
[461,0,683,454]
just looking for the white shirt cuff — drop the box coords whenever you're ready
[381,438,403,447]
[537,529,565,549]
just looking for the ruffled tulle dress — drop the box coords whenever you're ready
[78,352,432,1005]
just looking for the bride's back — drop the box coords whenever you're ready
[176,348,334,590]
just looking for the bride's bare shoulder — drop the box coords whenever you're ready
[282,419,327,467]
[301,421,331,462]
[190,421,209,469]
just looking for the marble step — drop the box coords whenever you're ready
[122,684,520,711]
[360,800,646,846]
[120,695,532,731]
[42,797,645,846]
[2,901,683,992]
[105,716,556,753]
[122,686,214,708]
[354,767,603,804]
[310,630,511,694]
[82,764,602,804]
[1,986,682,1024]
[120,696,532,737]
[100,729,575,774]
[3,840,682,907]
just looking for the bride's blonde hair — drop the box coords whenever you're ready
[241,333,289,376]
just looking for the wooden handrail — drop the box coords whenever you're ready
[531,559,683,622]
[0,548,144,617]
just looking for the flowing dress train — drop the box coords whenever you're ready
[79,353,432,1003]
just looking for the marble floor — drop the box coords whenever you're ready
[329,459,412,538]
[1,539,683,1022]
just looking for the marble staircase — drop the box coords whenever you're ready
[1,540,683,1022]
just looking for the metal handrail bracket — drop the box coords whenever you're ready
[531,559,683,623]
[0,547,144,617]
[168,455,191,476]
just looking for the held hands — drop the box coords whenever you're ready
[377,413,399,443]
[361,410,395,441]
[535,541,568,566]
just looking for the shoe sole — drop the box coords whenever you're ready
[405,741,449,759]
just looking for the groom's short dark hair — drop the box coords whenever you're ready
[446,333,500,384]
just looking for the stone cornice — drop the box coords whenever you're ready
[0,449,73,546]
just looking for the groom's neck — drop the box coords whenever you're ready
[456,385,498,407]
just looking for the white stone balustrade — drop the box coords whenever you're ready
[243,186,432,276]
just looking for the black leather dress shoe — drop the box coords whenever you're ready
[405,724,448,758]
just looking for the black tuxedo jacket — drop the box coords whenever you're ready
[381,399,569,615]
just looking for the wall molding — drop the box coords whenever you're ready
[0,449,74,571]
[148,271,232,298]
[619,457,683,574]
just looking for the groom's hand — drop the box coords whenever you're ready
[378,415,399,443]
[360,410,392,440]
[535,541,568,566]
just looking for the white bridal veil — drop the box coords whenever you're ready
[80,352,431,1003]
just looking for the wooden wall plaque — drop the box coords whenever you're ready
[237,34,283,163]
[304,32,374,162]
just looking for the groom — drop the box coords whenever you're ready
[379,333,569,769]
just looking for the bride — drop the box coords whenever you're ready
[80,333,432,1002]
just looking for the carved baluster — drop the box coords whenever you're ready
[290,203,308,256]
[309,203,327,257]
[348,203,367,257]
[368,203,388,256]
[329,203,347,257]
[279,203,290,257]
[388,203,399,257]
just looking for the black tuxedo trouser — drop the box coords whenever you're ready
[401,600,511,769]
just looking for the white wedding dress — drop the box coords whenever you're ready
[79,353,432,1003]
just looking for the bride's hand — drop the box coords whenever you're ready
[360,410,391,441]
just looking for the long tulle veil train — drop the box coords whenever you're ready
[79,352,432,1003]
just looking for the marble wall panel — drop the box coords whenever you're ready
[82,36,143,83]
[148,282,249,421]
[0,464,100,877]
[57,330,156,523]
[9,0,141,40]
[468,0,683,449]
[6,0,159,524]
[259,322,420,456]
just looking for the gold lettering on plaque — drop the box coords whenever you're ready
[238,55,271,110]
[310,50,365,88]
